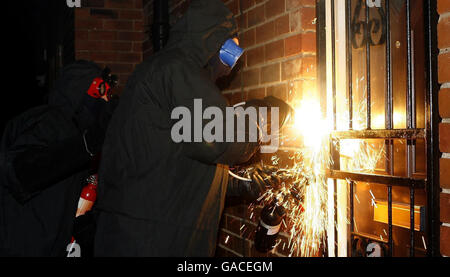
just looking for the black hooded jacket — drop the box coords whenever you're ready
[0,60,102,256]
[94,0,287,257]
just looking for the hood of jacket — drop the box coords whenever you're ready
[48,60,103,118]
[165,0,239,68]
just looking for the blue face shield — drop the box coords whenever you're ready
[219,39,244,69]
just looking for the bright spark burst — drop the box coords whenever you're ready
[250,99,332,257]
[292,100,331,153]
[237,97,384,257]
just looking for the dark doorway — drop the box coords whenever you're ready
[2,1,75,135]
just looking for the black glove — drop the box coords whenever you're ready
[227,178,263,203]
[262,96,294,129]
[242,96,293,133]
[227,164,281,203]
[250,163,281,190]
[216,97,293,166]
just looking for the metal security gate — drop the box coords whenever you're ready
[317,0,440,257]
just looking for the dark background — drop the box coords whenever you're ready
[2,1,75,136]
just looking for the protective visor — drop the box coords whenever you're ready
[87,77,113,101]
[219,38,244,69]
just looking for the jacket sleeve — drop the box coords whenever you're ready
[167,61,232,164]
[0,113,91,204]
[214,96,293,165]
[167,61,292,166]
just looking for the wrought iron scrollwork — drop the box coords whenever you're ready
[351,0,387,49]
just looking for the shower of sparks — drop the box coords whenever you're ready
[225,235,230,245]
[355,194,361,204]
[234,99,332,257]
[371,199,378,208]
[234,96,384,257]
[341,141,385,173]
[422,236,427,250]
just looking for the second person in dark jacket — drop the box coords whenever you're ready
[0,60,118,256]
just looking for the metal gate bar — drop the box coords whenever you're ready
[405,0,416,257]
[332,129,425,139]
[330,0,339,257]
[365,0,371,130]
[424,0,440,257]
[384,0,394,257]
[322,0,440,257]
[328,170,425,188]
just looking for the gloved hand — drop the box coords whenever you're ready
[227,164,281,203]
[250,163,281,190]
[227,178,263,203]
[84,96,119,155]
[260,96,294,132]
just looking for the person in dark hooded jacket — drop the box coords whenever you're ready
[0,60,117,256]
[94,0,292,257]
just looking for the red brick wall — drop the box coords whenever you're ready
[217,0,317,257]
[74,0,145,93]
[220,0,316,107]
[438,0,450,258]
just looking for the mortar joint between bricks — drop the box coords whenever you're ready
[223,213,258,227]
[244,53,317,71]
[440,48,450,54]
[242,32,316,53]
[236,0,270,15]
[237,10,290,33]
[222,76,316,95]
[439,12,450,20]
[220,228,255,244]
